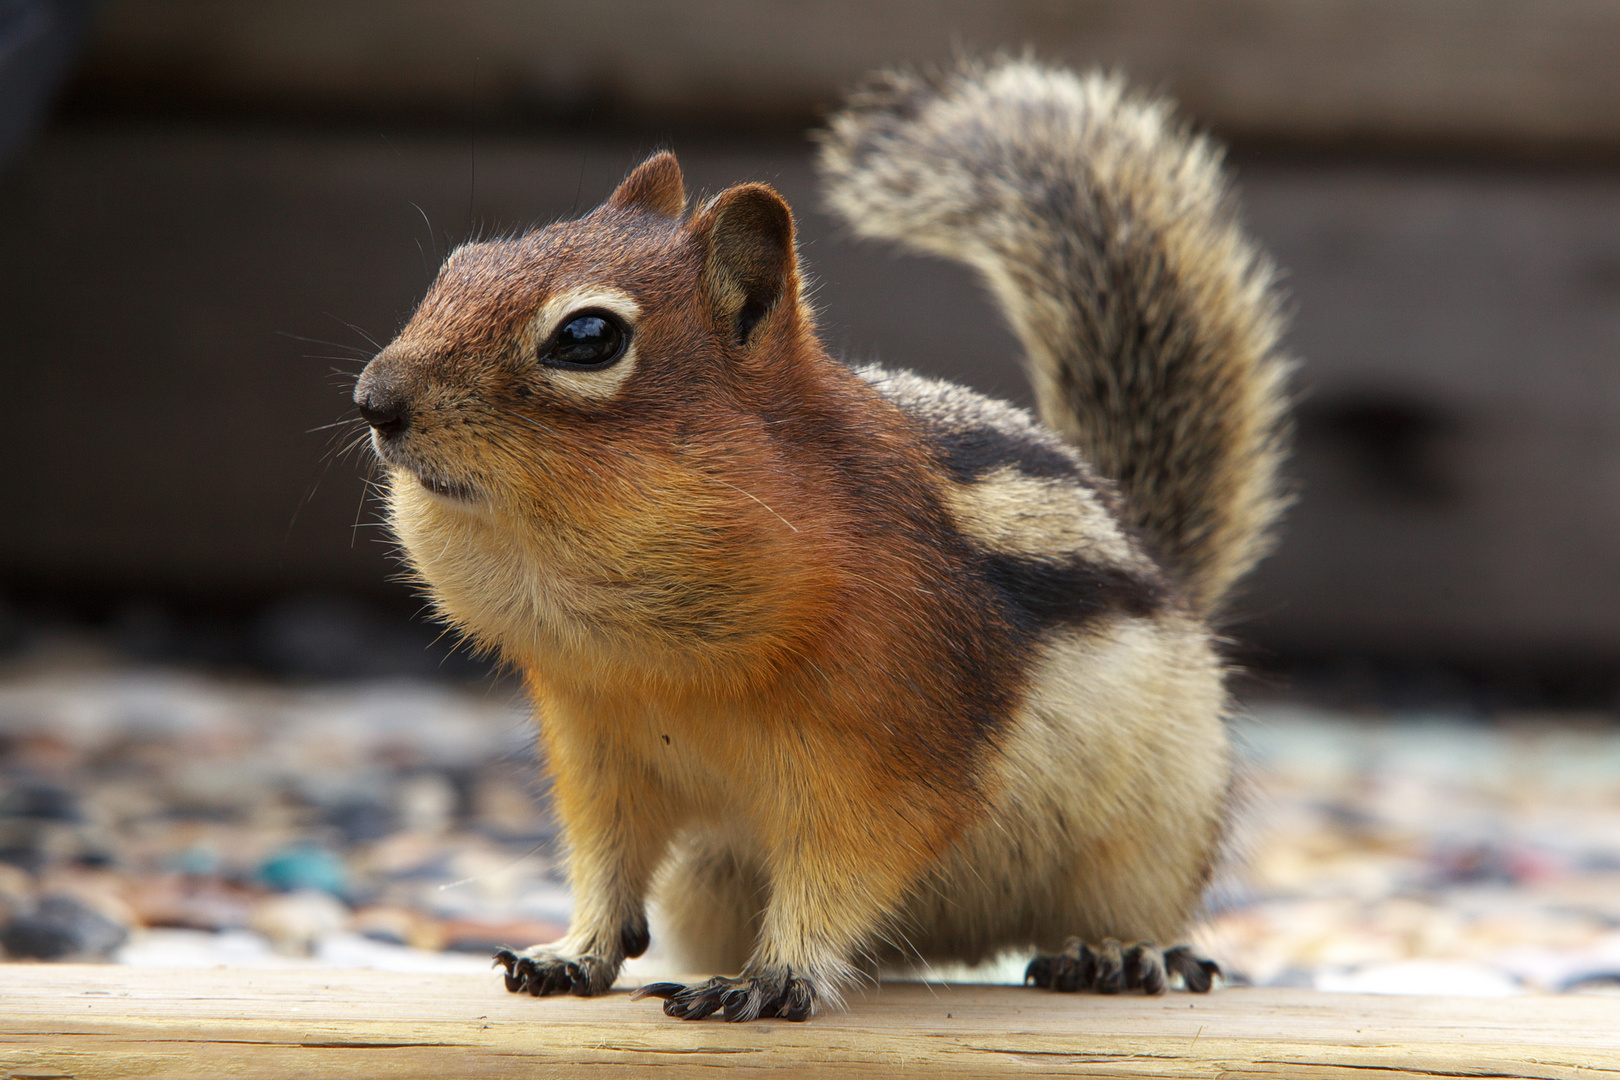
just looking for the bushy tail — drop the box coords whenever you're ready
[817,59,1291,615]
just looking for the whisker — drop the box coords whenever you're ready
[337,434,375,462]
[277,330,373,355]
[309,416,366,434]
[324,420,374,457]
[468,59,479,237]
[284,436,350,548]
[353,458,381,547]
[325,313,385,351]
[702,474,799,533]
[569,150,588,216]
[410,201,439,258]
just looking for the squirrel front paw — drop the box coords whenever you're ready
[1025,939,1220,995]
[493,946,618,997]
[631,967,816,1022]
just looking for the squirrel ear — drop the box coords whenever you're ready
[694,183,796,347]
[605,152,686,218]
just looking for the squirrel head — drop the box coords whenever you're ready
[355,151,814,511]
[353,153,844,674]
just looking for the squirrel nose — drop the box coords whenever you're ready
[355,371,411,438]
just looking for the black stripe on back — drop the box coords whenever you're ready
[931,423,1084,484]
[979,550,1168,635]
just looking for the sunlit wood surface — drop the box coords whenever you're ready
[3,967,1617,1078]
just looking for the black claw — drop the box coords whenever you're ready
[1165,946,1220,993]
[780,981,814,1022]
[1094,939,1125,994]
[670,979,728,1022]
[1125,942,1167,995]
[1062,940,1097,992]
[1024,954,1054,988]
[493,948,525,992]
[1052,952,1080,992]
[1080,943,1100,989]
[720,988,753,1022]
[631,982,686,1001]
[687,994,726,1021]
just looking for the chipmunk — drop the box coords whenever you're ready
[354,59,1290,1022]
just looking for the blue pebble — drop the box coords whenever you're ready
[257,845,347,895]
[170,844,221,876]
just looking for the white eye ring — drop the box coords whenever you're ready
[524,287,641,400]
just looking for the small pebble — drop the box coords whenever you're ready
[1,893,129,960]
[257,844,347,896]
[248,889,349,956]
[324,797,398,844]
[394,773,457,835]
[0,863,34,921]
[126,874,258,931]
[0,783,83,823]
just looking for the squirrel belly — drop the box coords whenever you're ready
[355,59,1289,1020]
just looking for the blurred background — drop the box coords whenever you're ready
[3,0,1619,705]
[1,1,1618,993]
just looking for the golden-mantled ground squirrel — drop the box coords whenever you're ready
[355,59,1290,1022]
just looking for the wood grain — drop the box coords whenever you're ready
[2,967,1617,1078]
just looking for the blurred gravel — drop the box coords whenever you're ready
[3,656,1618,994]
[1196,708,1620,995]
[0,659,570,974]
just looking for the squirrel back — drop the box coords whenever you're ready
[818,60,1291,613]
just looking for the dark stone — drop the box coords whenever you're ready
[1,893,128,960]
[0,782,83,822]
[0,844,45,874]
[323,796,398,843]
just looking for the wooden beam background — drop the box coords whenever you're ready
[73,0,1620,151]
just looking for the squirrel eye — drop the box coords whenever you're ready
[542,311,627,368]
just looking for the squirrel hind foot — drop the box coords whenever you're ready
[632,967,815,1022]
[1024,939,1220,995]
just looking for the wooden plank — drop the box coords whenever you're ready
[2,967,1617,1079]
